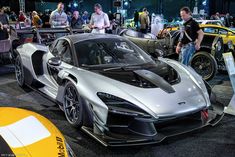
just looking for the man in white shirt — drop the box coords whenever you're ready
[49,2,68,28]
[89,3,110,34]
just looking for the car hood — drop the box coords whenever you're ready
[91,60,180,90]
[0,108,68,157]
[73,60,209,119]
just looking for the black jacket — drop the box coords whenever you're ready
[0,28,9,40]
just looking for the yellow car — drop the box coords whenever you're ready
[163,24,235,45]
[0,107,75,157]
[197,24,235,45]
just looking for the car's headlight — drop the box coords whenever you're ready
[97,92,151,118]
[163,59,211,107]
[65,142,76,157]
[186,66,211,107]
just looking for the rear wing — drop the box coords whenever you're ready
[10,27,89,45]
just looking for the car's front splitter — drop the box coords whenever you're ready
[81,102,225,147]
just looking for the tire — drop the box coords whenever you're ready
[190,51,218,81]
[15,55,26,87]
[63,81,83,128]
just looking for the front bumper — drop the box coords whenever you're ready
[81,101,224,147]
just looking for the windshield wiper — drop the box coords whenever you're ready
[103,64,143,72]
[103,66,126,72]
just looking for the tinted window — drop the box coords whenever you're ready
[52,40,74,65]
[219,29,228,35]
[74,38,153,66]
[203,27,218,34]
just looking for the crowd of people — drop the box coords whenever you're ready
[0,3,93,31]
[0,2,234,67]
[211,12,234,27]
[0,2,115,42]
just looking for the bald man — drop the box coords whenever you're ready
[71,11,84,29]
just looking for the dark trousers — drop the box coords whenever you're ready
[140,28,147,34]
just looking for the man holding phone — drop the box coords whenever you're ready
[89,3,110,34]
[49,2,68,28]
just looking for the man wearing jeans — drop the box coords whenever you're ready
[176,7,204,66]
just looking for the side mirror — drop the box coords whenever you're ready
[48,57,62,66]
[51,48,59,55]
[227,32,233,37]
[48,43,53,51]
[155,49,164,58]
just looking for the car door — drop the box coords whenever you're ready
[48,39,75,84]
[202,26,219,37]
[201,27,220,47]
[219,28,235,45]
[218,28,230,44]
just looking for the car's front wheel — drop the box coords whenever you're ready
[63,81,83,128]
[15,55,26,87]
[190,51,218,81]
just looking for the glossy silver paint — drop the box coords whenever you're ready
[16,34,211,134]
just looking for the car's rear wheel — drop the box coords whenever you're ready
[15,55,26,87]
[63,82,83,127]
[190,51,218,81]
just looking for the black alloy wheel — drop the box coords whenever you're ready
[190,52,218,81]
[63,82,83,127]
[15,55,25,87]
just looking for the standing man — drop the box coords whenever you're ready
[176,7,204,66]
[139,8,149,34]
[225,13,231,27]
[49,2,68,28]
[0,8,9,27]
[82,11,89,24]
[89,3,110,34]
[0,22,9,40]
[134,10,139,28]
[71,11,84,29]
[214,12,220,20]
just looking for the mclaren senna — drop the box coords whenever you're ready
[14,33,224,146]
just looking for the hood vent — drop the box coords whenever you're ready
[134,70,175,93]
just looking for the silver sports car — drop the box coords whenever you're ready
[15,33,224,146]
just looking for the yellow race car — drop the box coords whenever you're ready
[200,24,235,45]
[0,107,75,157]
[164,24,235,45]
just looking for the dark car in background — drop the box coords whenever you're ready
[120,28,233,81]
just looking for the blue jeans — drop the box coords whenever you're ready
[179,43,196,66]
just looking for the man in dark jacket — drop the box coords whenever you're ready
[71,11,84,29]
[0,22,9,40]
[176,7,204,66]
[134,10,139,28]
[0,8,9,26]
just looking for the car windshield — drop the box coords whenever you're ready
[74,38,154,67]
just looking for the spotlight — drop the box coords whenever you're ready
[202,0,207,6]
[73,2,78,7]
[124,1,129,6]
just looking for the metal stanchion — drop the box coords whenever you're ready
[223,52,235,115]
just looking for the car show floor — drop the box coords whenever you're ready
[0,64,235,157]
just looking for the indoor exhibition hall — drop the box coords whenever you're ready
[0,0,235,157]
